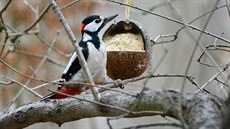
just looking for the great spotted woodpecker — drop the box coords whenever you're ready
[41,14,118,100]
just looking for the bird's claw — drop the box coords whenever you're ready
[114,79,124,89]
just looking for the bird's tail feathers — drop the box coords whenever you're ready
[39,92,56,101]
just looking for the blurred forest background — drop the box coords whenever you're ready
[0,0,229,129]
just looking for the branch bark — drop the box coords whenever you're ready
[0,89,225,129]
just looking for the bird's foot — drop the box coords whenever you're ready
[114,79,124,89]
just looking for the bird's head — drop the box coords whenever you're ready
[80,14,118,34]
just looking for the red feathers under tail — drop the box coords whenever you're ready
[40,86,90,101]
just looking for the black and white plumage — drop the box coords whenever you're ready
[41,14,118,100]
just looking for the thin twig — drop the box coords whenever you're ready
[3,31,60,111]
[167,1,220,127]
[60,0,81,10]
[153,33,177,44]
[47,89,165,117]
[215,78,230,87]
[106,0,230,44]
[0,59,49,83]
[142,1,173,15]
[9,30,39,37]
[13,50,66,67]
[197,50,229,68]
[0,80,13,85]
[0,0,13,14]
[195,62,230,93]
[45,80,137,97]
[207,44,230,51]
[122,123,182,129]
[47,89,133,114]
[23,0,37,13]
[32,79,61,90]
[101,73,199,90]
[36,33,70,58]
[225,0,230,19]
[177,4,228,33]
[0,15,10,58]
[107,118,113,129]
[1,74,42,98]
[10,3,51,43]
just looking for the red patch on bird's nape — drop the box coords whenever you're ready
[80,24,86,33]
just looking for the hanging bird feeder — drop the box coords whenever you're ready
[103,19,152,80]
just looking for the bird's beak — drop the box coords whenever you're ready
[103,14,118,25]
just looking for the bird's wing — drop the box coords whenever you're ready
[61,46,89,82]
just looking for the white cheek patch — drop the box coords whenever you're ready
[83,33,92,42]
[84,21,103,32]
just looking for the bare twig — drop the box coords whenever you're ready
[32,79,61,90]
[48,89,165,117]
[9,30,39,37]
[197,46,230,67]
[215,78,230,87]
[23,0,37,13]
[106,0,230,44]
[195,62,230,93]
[22,3,51,33]
[10,3,51,43]
[0,59,49,83]
[101,73,199,91]
[60,0,81,10]
[107,118,113,129]
[0,80,13,85]
[177,4,228,33]
[1,74,42,98]
[153,33,177,44]
[142,1,172,15]
[36,33,70,58]
[122,122,182,129]
[48,89,130,113]
[225,0,230,19]
[0,0,13,14]
[3,31,60,111]
[167,0,220,128]
[206,44,230,52]
[13,50,66,67]
[0,15,10,58]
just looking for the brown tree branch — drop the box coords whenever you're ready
[0,89,224,129]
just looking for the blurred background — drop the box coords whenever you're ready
[0,0,229,129]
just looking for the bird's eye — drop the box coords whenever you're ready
[95,19,101,23]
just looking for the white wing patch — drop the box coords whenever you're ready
[63,52,77,74]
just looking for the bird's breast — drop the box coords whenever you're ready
[88,42,106,79]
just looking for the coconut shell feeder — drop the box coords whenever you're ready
[103,19,152,80]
